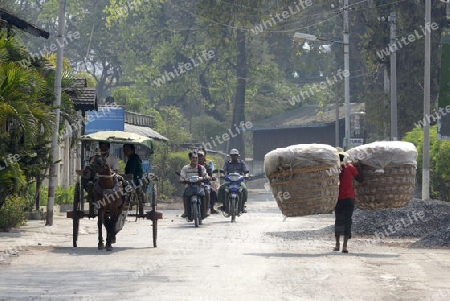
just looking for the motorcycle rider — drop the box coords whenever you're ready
[180,151,209,219]
[197,149,219,214]
[218,148,249,213]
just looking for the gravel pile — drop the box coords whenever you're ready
[352,198,450,247]
[266,198,450,248]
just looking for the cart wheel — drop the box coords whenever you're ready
[73,181,81,247]
[134,201,138,222]
[152,183,158,248]
[134,192,139,222]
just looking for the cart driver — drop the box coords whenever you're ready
[99,142,119,173]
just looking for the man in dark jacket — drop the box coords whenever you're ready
[123,144,143,186]
[218,148,249,213]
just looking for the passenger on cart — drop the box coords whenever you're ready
[122,144,145,212]
[123,143,143,186]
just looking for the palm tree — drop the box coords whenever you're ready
[0,33,54,154]
[0,30,84,211]
[0,32,54,210]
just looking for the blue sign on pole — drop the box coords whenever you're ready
[85,106,125,134]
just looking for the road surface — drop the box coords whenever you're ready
[1,189,449,301]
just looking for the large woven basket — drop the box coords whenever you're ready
[268,164,340,217]
[354,164,416,210]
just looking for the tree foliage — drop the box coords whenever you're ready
[7,0,450,199]
[0,25,81,210]
[403,125,450,202]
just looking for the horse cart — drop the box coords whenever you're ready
[66,131,162,250]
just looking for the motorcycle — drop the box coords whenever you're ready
[206,161,219,212]
[176,172,206,227]
[215,169,246,222]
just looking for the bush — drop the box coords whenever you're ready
[156,179,176,201]
[164,151,189,197]
[37,186,49,207]
[0,196,27,231]
[152,148,226,199]
[26,185,75,207]
[54,185,75,205]
[403,125,450,202]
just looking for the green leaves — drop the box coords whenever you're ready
[403,125,450,202]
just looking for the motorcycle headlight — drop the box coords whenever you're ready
[228,174,241,182]
[188,176,199,183]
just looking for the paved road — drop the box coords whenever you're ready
[1,189,450,301]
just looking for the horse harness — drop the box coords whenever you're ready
[95,174,120,199]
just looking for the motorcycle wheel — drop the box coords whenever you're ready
[230,196,236,223]
[199,201,203,225]
[192,201,199,227]
[237,195,242,215]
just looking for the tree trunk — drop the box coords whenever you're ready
[35,176,41,210]
[229,28,246,159]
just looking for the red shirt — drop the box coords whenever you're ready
[338,163,359,200]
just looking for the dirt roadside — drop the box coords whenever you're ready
[0,189,449,301]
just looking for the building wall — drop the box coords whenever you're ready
[252,122,345,161]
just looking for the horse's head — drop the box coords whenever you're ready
[90,153,111,175]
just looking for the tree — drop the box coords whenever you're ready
[195,0,307,157]
[354,0,447,139]
[403,125,450,202]
[0,33,54,210]
[0,33,54,155]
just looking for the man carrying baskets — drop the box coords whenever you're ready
[334,151,363,253]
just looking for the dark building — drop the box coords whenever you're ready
[248,103,365,174]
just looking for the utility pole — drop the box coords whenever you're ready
[389,12,398,141]
[335,84,339,147]
[46,0,66,226]
[422,0,431,200]
[343,0,350,150]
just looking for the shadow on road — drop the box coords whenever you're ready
[244,252,400,258]
[50,246,155,256]
[265,228,334,240]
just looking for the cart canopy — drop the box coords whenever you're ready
[80,131,155,153]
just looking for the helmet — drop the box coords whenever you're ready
[229,149,240,156]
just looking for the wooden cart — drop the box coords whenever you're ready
[67,131,162,248]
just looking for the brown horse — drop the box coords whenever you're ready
[86,154,124,251]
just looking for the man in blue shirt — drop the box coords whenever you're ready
[218,149,249,213]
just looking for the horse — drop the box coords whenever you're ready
[83,154,125,251]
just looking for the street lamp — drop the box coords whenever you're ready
[293,32,350,149]
[293,32,321,42]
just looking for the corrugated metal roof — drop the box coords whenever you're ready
[64,78,98,112]
[71,88,98,112]
[251,103,365,131]
[0,8,49,39]
[124,123,169,142]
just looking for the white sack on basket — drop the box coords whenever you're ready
[264,144,339,177]
[346,141,417,172]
